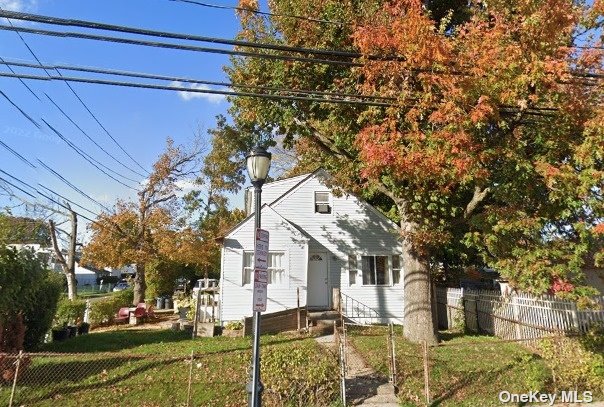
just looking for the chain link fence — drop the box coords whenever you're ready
[0,347,340,407]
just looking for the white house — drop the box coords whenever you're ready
[219,170,405,324]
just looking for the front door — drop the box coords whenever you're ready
[307,253,329,308]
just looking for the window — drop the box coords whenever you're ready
[361,255,389,285]
[392,255,402,284]
[314,191,331,214]
[348,254,357,285]
[242,251,286,285]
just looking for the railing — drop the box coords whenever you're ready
[339,292,382,325]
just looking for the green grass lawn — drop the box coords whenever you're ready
[347,326,554,407]
[0,330,339,407]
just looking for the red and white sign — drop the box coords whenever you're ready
[252,228,269,312]
[255,228,269,270]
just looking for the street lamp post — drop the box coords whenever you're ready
[245,145,271,407]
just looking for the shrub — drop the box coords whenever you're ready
[224,320,243,330]
[89,289,134,326]
[539,334,604,394]
[261,342,339,407]
[54,296,87,326]
[0,247,62,351]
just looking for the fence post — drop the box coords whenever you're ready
[512,295,522,340]
[339,339,346,407]
[570,302,580,333]
[422,341,430,406]
[8,350,23,407]
[297,287,301,332]
[388,323,397,390]
[186,350,194,407]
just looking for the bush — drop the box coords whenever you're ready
[261,342,339,406]
[224,320,243,330]
[54,296,87,326]
[0,247,62,351]
[89,289,134,326]
[539,333,604,394]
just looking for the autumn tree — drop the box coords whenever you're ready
[210,0,604,343]
[83,139,202,304]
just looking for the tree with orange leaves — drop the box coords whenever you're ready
[82,139,203,304]
[210,0,603,343]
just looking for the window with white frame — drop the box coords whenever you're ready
[242,251,286,285]
[361,255,389,285]
[392,255,402,284]
[348,254,357,286]
[314,191,331,214]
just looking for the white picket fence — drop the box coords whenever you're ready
[436,287,604,340]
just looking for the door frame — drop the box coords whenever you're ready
[307,251,329,309]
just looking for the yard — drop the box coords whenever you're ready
[1,330,340,407]
[347,325,556,407]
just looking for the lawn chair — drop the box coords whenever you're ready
[114,307,129,324]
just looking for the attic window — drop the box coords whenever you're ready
[314,192,331,214]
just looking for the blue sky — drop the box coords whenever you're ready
[0,0,246,222]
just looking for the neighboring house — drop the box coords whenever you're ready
[220,170,404,324]
[103,264,137,279]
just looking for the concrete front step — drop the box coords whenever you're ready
[362,394,399,404]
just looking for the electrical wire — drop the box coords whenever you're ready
[0,7,149,176]
[0,71,393,107]
[1,88,140,189]
[36,159,113,212]
[41,119,140,190]
[0,9,368,59]
[0,55,40,100]
[0,23,361,67]
[43,93,145,180]
[168,0,346,25]
[1,57,394,101]
[0,139,37,168]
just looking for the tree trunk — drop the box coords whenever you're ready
[400,218,439,345]
[133,263,146,305]
[49,208,78,300]
[65,272,78,301]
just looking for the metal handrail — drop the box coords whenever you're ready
[339,292,382,324]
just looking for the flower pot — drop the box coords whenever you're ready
[51,328,69,342]
[77,323,90,335]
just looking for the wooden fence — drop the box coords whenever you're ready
[436,287,604,339]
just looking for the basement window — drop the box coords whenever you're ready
[314,191,331,214]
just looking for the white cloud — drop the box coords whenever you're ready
[171,81,226,104]
[0,0,37,12]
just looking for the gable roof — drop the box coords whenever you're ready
[221,169,399,241]
[222,205,310,240]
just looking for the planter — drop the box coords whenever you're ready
[77,323,90,335]
[222,329,243,338]
[51,328,69,342]
[67,325,78,338]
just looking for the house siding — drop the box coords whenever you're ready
[221,171,405,325]
[271,173,404,323]
[220,207,308,322]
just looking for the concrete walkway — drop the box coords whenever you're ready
[315,334,399,406]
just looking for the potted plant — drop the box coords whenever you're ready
[222,320,244,337]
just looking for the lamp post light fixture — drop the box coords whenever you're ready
[245,145,271,407]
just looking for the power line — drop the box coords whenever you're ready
[0,9,368,59]
[0,8,149,176]
[169,0,346,25]
[0,23,361,67]
[0,71,394,107]
[0,139,37,168]
[0,56,40,100]
[1,88,141,189]
[36,159,113,212]
[41,119,140,190]
[1,57,394,101]
[43,92,146,179]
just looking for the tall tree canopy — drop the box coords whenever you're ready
[0,213,51,246]
[210,0,604,343]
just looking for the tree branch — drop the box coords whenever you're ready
[464,186,490,218]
